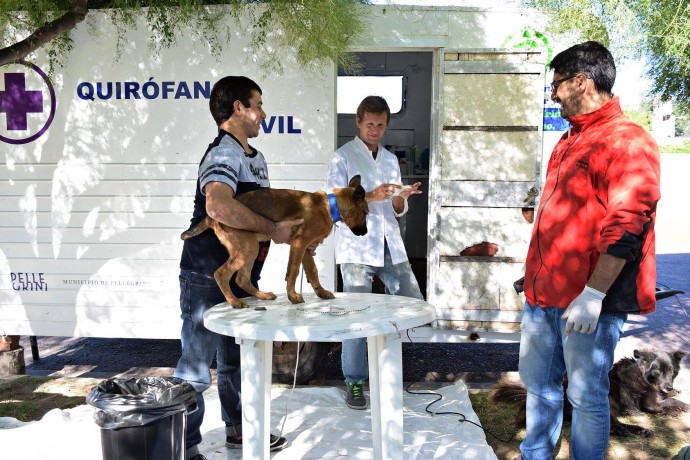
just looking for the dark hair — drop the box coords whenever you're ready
[550,41,616,96]
[209,76,262,125]
[356,96,391,124]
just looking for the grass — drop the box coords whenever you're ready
[468,390,690,459]
[660,141,690,154]
[0,376,100,421]
[0,400,39,420]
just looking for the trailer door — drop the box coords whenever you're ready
[427,49,545,332]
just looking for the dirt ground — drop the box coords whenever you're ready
[0,375,101,421]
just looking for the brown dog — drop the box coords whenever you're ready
[181,175,368,307]
[491,348,688,437]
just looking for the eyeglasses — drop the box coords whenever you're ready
[550,74,577,93]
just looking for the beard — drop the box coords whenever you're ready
[558,92,583,120]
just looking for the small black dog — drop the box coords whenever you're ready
[491,349,689,437]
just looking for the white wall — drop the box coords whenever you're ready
[0,8,334,338]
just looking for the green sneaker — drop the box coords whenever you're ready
[346,380,367,409]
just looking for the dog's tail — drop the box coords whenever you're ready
[181,216,212,240]
[491,382,528,428]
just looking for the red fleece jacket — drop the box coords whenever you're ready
[524,97,661,314]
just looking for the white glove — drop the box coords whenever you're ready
[561,285,606,335]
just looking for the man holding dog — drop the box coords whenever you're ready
[175,76,301,460]
[327,95,424,409]
[516,42,661,460]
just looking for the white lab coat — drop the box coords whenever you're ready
[327,136,409,266]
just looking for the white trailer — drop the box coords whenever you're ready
[1,5,555,377]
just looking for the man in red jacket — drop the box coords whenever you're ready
[516,41,661,460]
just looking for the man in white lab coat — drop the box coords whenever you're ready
[327,95,424,409]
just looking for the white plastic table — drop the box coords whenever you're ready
[203,292,436,460]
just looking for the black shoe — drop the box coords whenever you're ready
[189,455,207,460]
[226,433,289,452]
[346,380,367,409]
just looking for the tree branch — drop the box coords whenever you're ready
[0,0,88,67]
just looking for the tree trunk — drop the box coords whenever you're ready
[0,0,88,67]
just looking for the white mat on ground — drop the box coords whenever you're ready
[0,380,497,460]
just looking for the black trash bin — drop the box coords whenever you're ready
[86,377,197,460]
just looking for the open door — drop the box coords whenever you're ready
[337,51,434,296]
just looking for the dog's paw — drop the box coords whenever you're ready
[315,288,335,300]
[230,299,248,308]
[612,423,653,438]
[665,405,689,416]
[288,293,305,304]
[255,291,277,300]
[637,427,653,437]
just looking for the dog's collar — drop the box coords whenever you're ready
[328,193,341,223]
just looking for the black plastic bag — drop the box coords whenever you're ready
[86,377,196,429]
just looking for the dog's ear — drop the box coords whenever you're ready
[348,175,361,188]
[673,351,687,366]
[354,184,366,200]
[634,349,656,362]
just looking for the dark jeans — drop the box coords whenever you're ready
[173,269,242,450]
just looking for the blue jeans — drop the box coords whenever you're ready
[518,302,626,460]
[173,270,243,453]
[339,244,423,383]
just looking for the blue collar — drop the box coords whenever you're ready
[328,193,341,223]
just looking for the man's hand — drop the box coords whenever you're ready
[561,286,606,335]
[367,183,397,202]
[270,219,304,244]
[396,181,423,199]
